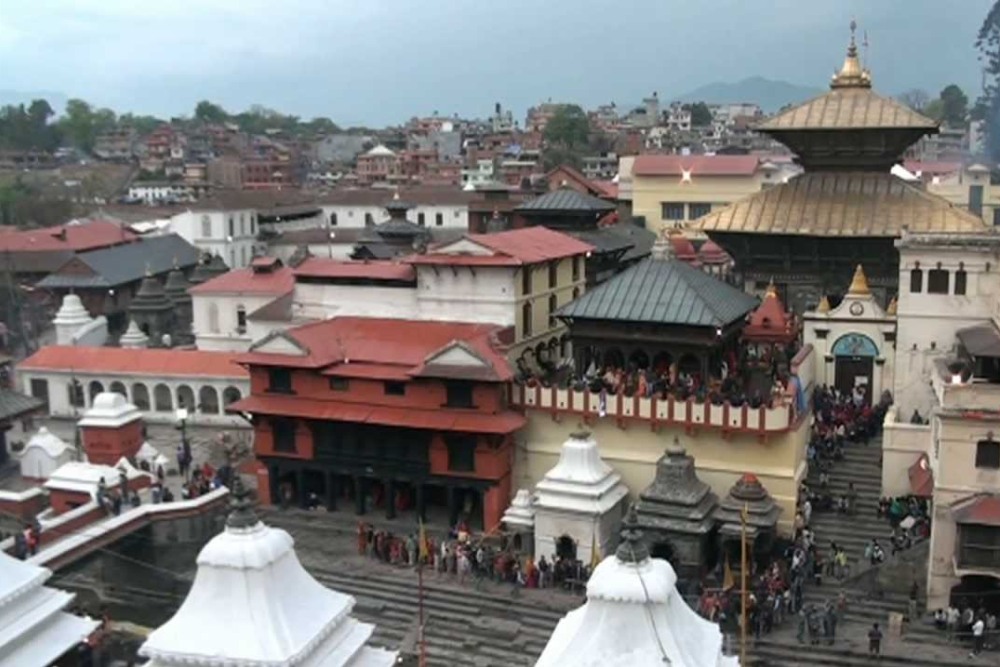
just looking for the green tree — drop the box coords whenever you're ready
[119,113,164,135]
[194,100,228,123]
[976,1,1000,161]
[544,104,590,149]
[58,99,115,153]
[685,101,713,127]
[939,84,969,127]
[923,98,945,122]
[898,88,930,112]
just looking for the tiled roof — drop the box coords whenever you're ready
[0,389,44,421]
[37,234,200,289]
[406,227,593,267]
[633,155,760,177]
[558,258,758,328]
[188,266,295,296]
[697,172,988,237]
[228,394,525,434]
[292,257,416,282]
[316,187,477,207]
[241,316,512,380]
[759,87,938,132]
[19,346,248,379]
[0,219,135,253]
[514,188,616,214]
[952,494,1000,527]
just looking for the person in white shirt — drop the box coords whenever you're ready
[971,616,985,656]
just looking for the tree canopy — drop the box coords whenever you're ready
[544,105,590,149]
[0,100,61,152]
[939,84,969,127]
[976,0,1000,162]
[685,102,713,127]
[58,99,118,153]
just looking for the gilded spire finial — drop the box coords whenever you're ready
[848,264,871,296]
[765,277,777,299]
[886,296,898,316]
[832,20,872,89]
[816,295,831,314]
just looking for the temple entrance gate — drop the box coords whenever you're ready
[832,333,878,403]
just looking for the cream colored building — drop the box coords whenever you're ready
[916,162,1000,227]
[630,154,800,237]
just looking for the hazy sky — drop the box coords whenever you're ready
[0,0,991,126]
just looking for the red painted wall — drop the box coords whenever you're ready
[0,493,46,522]
[81,420,144,465]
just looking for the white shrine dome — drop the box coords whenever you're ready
[52,293,92,328]
[533,431,628,515]
[139,478,396,667]
[23,426,72,458]
[535,507,739,667]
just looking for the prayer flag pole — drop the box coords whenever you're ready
[740,502,749,667]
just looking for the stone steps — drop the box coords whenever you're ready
[750,635,974,667]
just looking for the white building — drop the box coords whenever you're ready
[167,205,258,269]
[18,346,249,427]
[189,257,295,352]
[317,188,473,231]
[532,431,629,565]
[139,481,397,667]
[0,552,99,665]
[19,426,75,480]
[802,265,895,403]
[127,182,207,205]
[52,293,108,347]
[536,507,738,667]
[462,159,497,187]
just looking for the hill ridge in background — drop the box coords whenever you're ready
[673,76,823,112]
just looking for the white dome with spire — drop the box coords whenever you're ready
[534,431,628,514]
[119,319,149,349]
[139,479,396,667]
[536,508,739,667]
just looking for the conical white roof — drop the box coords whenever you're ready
[139,483,396,667]
[536,511,739,667]
[534,431,628,515]
[365,144,395,157]
[502,488,535,529]
[52,294,92,328]
[120,319,149,349]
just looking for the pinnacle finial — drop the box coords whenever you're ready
[225,474,259,530]
[848,264,871,296]
[615,504,649,563]
[765,277,777,298]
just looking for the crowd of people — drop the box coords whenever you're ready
[932,604,998,656]
[354,520,593,594]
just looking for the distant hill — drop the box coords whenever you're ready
[0,90,70,114]
[673,77,822,112]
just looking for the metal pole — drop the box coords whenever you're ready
[418,561,427,667]
[740,502,748,667]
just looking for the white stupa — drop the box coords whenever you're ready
[502,488,535,530]
[18,425,75,480]
[119,319,149,349]
[0,551,98,665]
[536,506,739,667]
[532,431,629,565]
[139,477,397,667]
[52,293,94,345]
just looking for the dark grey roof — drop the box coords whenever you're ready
[37,235,199,289]
[604,222,657,263]
[558,258,758,327]
[515,188,616,214]
[0,389,44,421]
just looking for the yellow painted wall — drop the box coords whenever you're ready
[514,410,809,535]
[631,173,766,237]
[511,256,585,359]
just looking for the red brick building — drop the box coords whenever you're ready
[230,317,524,529]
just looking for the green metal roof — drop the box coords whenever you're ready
[558,258,758,327]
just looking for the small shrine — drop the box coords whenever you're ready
[697,240,734,279]
[742,280,799,389]
[532,431,629,565]
[714,473,781,563]
[139,477,397,667]
[119,319,149,349]
[634,438,718,578]
[44,458,151,514]
[0,551,98,665]
[351,192,430,260]
[52,293,94,345]
[501,488,536,554]
[536,506,739,667]
[802,264,895,403]
[163,262,194,344]
[128,269,176,348]
[77,392,144,465]
[18,426,75,480]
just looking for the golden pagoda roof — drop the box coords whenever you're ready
[847,264,870,295]
[697,171,988,237]
[759,23,936,133]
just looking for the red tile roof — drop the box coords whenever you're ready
[188,266,296,295]
[633,155,760,177]
[292,257,416,282]
[952,494,1000,527]
[19,346,248,379]
[743,284,796,344]
[908,454,934,498]
[0,220,135,253]
[408,227,592,267]
[228,394,525,434]
[592,180,619,199]
[239,316,513,381]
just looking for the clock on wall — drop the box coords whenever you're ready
[849,302,864,316]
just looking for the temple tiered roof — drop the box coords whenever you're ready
[743,281,796,344]
[635,440,718,538]
[533,431,629,515]
[139,478,396,667]
[0,552,98,665]
[536,507,739,667]
[715,473,782,539]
